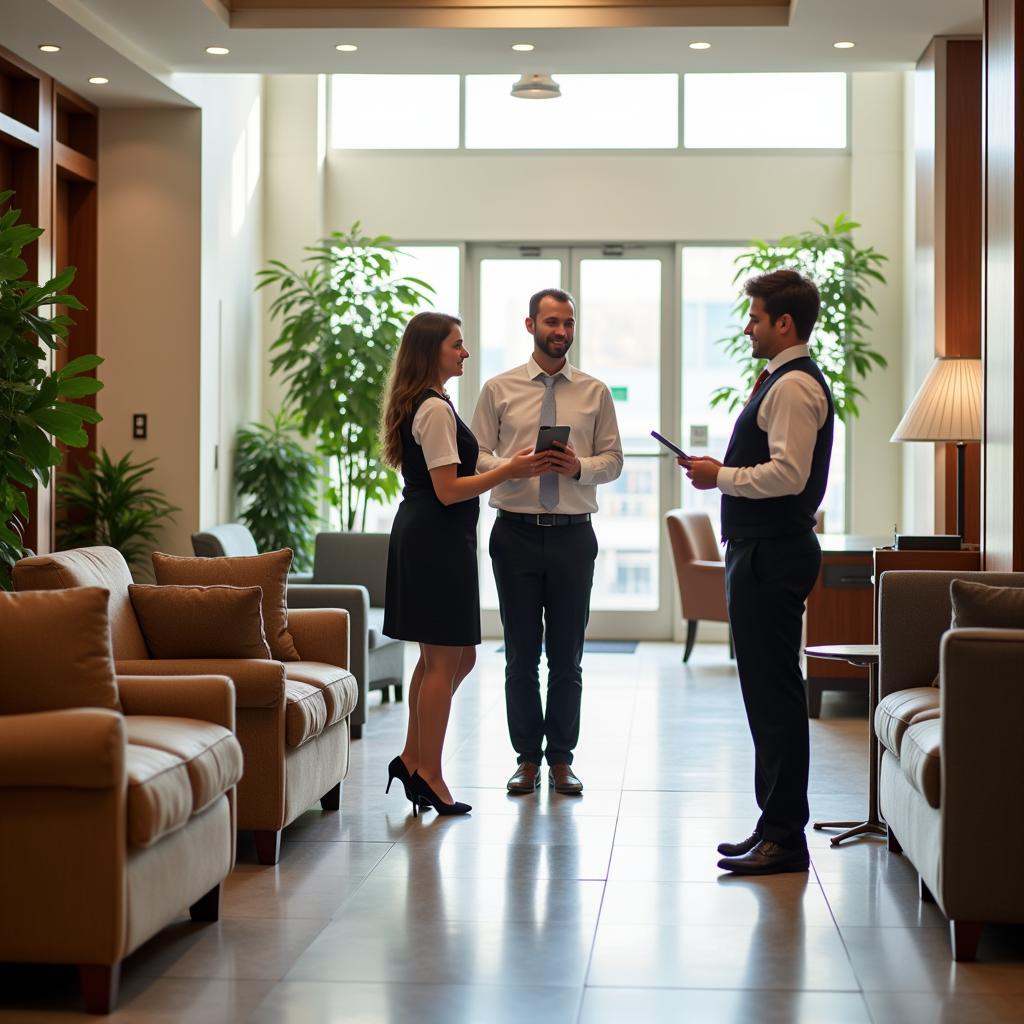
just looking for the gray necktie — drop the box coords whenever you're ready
[539,375,559,512]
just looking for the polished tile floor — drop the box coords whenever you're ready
[4,642,1024,1022]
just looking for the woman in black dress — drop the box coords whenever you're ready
[380,312,545,815]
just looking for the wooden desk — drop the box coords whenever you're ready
[804,535,888,717]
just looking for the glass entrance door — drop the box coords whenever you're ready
[467,245,673,640]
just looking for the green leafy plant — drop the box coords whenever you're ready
[234,410,322,571]
[711,214,889,421]
[258,224,434,531]
[1,190,101,589]
[56,449,178,579]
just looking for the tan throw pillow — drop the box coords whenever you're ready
[129,584,271,660]
[0,587,120,713]
[950,579,1024,629]
[151,549,300,661]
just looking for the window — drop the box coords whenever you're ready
[465,74,678,149]
[330,75,460,149]
[683,73,847,149]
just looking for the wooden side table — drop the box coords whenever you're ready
[806,644,886,846]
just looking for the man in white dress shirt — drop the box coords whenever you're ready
[471,289,623,795]
[681,269,834,875]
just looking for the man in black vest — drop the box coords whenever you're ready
[681,269,834,875]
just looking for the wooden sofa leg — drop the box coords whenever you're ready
[189,883,221,922]
[806,679,823,719]
[395,684,403,702]
[950,920,983,962]
[255,829,282,865]
[380,687,391,703]
[351,722,363,740]
[320,782,341,811]
[887,826,902,854]
[683,620,698,663]
[79,963,121,1015]
[919,876,935,903]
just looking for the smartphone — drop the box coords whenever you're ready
[535,425,571,453]
[650,430,691,460]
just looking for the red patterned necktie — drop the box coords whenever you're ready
[746,369,770,404]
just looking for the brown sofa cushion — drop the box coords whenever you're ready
[152,550,300,662]
[284,680,328,748]
[951,579,1024,628]
[901,719,942,809]
[874,687,941,757]
[286,662,359,726]
[129,584,271,660]
[125,716,244,814]
[0,587,120,714]
[125,743,193,847]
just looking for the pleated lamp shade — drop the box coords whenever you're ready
[890,356,982,443]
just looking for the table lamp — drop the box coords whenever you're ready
[890,356,982,539]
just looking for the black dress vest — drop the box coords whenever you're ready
[399,390,479,508]
[720,357,834,541]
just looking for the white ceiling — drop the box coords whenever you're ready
[1,0,982,108]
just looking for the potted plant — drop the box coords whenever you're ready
[258,224,434,531]
[711,214,889,421]
[234,410,322,572]
[56,449,178,581]
[0,190,101,589]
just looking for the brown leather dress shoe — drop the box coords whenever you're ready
[549,764,583,794]
[717,839,809,875]
[507,762,541,794]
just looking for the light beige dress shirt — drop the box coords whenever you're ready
[471,355,623,514]
[716,344,830,499]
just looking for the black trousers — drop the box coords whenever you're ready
[490,517,598,766]
[725,530,822,848]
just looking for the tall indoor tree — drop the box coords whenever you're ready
[258,225,434,531]
[0,191,101,589]
[711,214,889,421]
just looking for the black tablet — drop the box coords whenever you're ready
[650,430,690,460]
[536,425,571,452]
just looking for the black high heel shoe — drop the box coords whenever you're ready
[411,771,472,816]
[386,756,431,814]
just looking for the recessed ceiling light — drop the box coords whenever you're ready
[833,41,855,49]
[689,42,711,51]
[38,44,61,53]
[335,43,358,52]
[511,43,535,52]
[88,76,109,85]
[206,46,230,55]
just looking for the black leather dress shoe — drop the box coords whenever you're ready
[717,839,810,875]
[717,832,761,857]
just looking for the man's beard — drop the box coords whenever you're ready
[535,333,572,359]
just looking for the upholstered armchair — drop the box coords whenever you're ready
[13,546,358,866]
[665,510,732,662]
[0,587,243,1014]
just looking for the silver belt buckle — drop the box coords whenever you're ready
[536,514,554,526]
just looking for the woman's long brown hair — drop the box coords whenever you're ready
[379,311,462,468]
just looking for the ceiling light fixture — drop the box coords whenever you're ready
[511,43,535,52]
[88,77,109,85]
[335,43,358,52]
[510,73,561,100]
[689,42,711,51]
[38,44,61,53]
[833,41,855,49]
[206,46,230,55]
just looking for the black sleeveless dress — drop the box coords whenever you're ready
[383,390,481,646]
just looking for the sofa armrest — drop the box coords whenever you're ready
[115,659,285,709]
[287,607,350,670]
[0,708,124,788]
[288,572,314,585]
[117,674,236,730]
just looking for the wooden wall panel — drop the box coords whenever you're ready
[983,0,1024,569]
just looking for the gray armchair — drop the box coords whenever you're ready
[191,526,403,740]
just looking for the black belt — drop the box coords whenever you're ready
[497,510,592,527]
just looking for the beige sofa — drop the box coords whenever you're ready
[875,569,1024,960]
[13,547,359,866]
[0,589,243,1014]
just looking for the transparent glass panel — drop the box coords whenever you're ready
[680,246,845,535]
[330,75,460,149]
[578,258,662,610]
[683,73,847,149]
[465,74,678,149]
[477,258,564,608]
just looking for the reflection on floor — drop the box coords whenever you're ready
[3,642,1024,1022]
